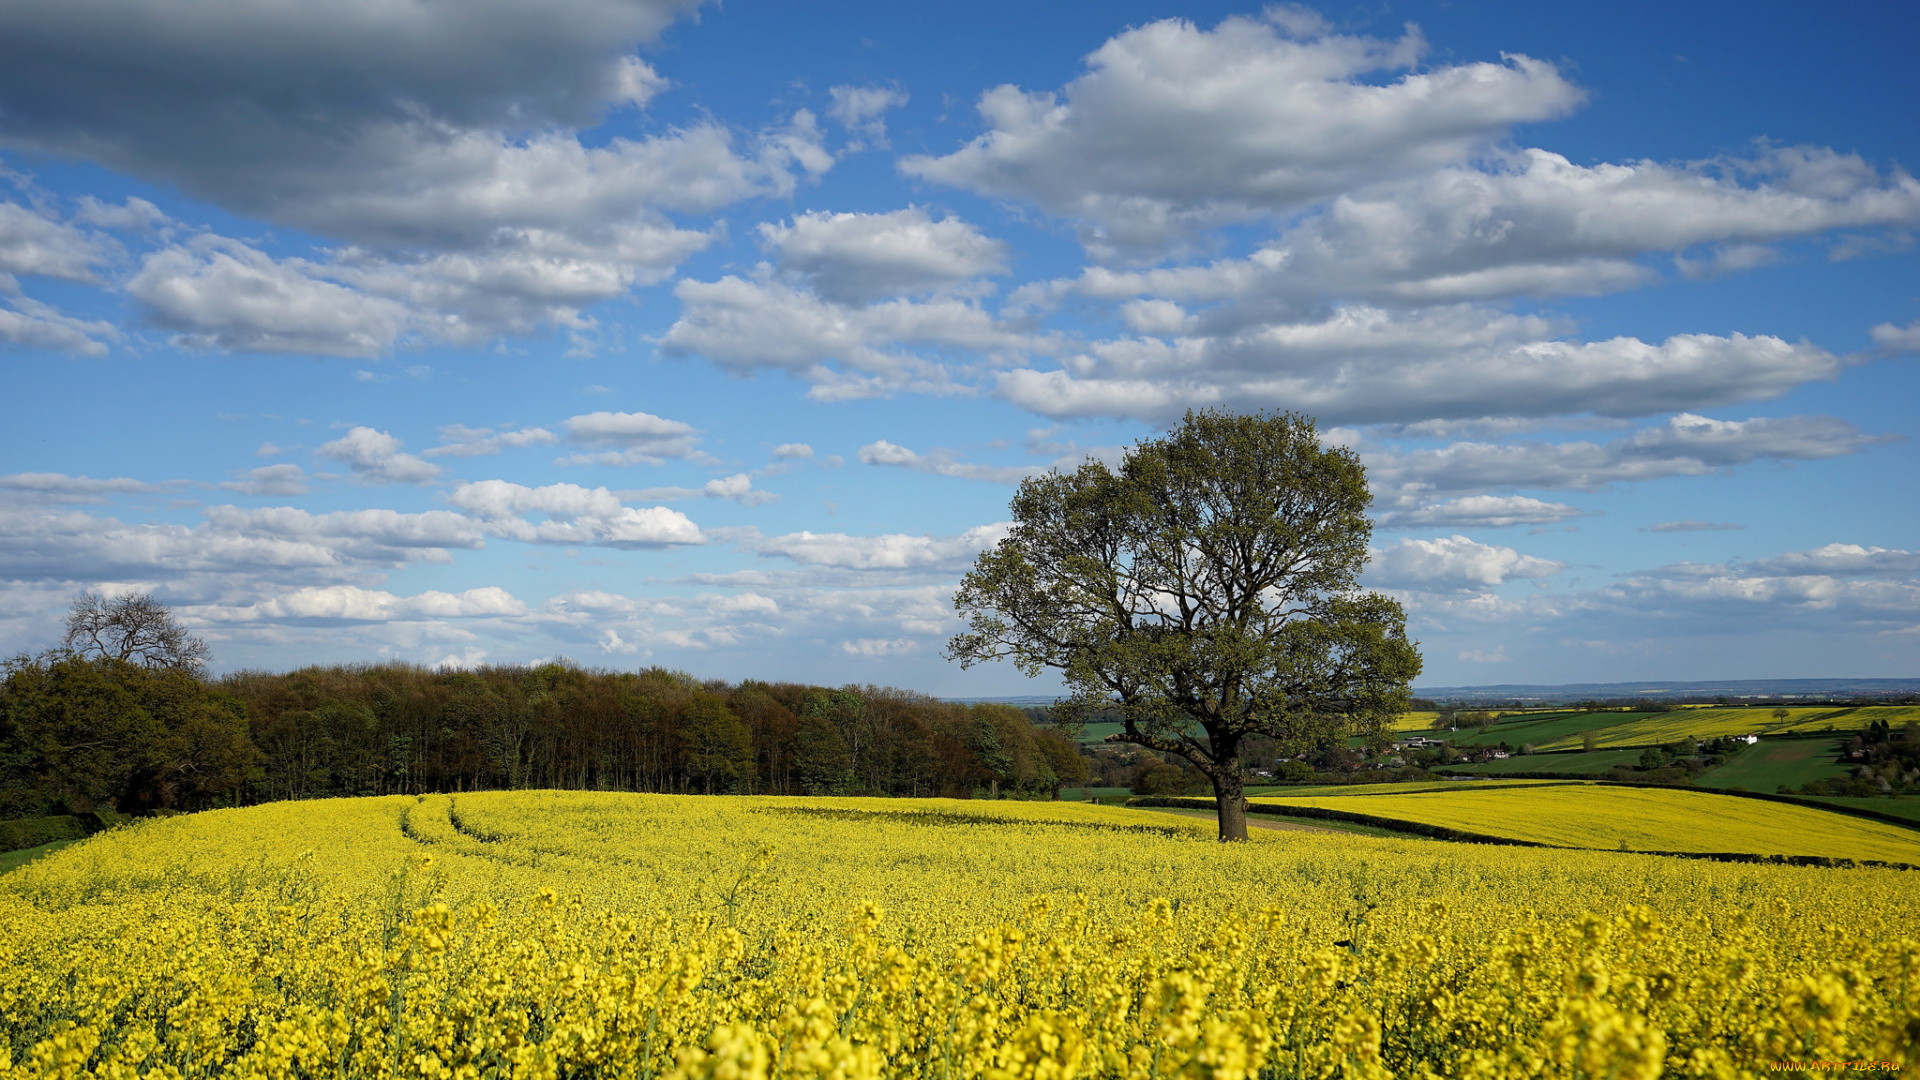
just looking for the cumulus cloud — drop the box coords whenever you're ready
[754,522,1011,570]
[316,427,443,485]
[758,208,1008,302]
[1076,146,1920,307]
[1872,320,1920,353]
[560,410,702,466]
[130,238,411,357]
[772,443,814,460]
[1606,544,1920,625]
[447,479,703,546]
[226,585,527,623]
[0,502,483,589]
[423,424,559,458]
[1366,413,1892,508]
[219,464,311,497]
[1374,495,1584,530]
[661,275,1032,400]
[0,1,839,352]
[1368,535,1566,590]
[997,320,1845,426]
[857,440,1044,484]
[902,13,1582,256]
[0,200,109,282]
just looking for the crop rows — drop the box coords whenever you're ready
[2,792,1917,1078]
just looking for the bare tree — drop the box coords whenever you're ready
[63,592,212,674]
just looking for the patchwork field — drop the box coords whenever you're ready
[1252,784,1920,862]
[1696,738,1853,791]
[1436,749,1646,775]
[1532,706,1906,751]
[4,792,1919,1078]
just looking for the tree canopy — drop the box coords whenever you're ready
[948,409,1422,840]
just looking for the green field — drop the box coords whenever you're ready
[1058,786,1132,801]
[1696,738,1852,791]
[1441,710,1664,748]
[1801,795,1920,824]
[1440,749,1646,775]
[0,838,82,875]
[1246,779,1571,797]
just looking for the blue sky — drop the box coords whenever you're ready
[2,0,1916,694]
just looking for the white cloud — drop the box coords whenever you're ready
[754,523,1011,570]
[1740,543,1920,578]
[772,443,814,460]
[315,427,443,485]
[1212,146,1920,305]
[0,201,108,282]
[231,584,527,622]
[624,473,779,507]
[997,320,1844,426]
[841,637,918,658]
[1872,320,1920,353]
[130,238,411,358]
[902,13,1582,256]
[0,472,160,503]
[758,208,1008,302]
[1368,535,1566,590]
[201,505,486,553]
[560,410,701,465]
[423,424,559,458]
[219,464,311,497]
[72,195,168,231]
[857,440,1045,484]
[1366,413,1890,507]
[0,2,844,351]
[0,501,481,589]
[446,479,703,547]
[1606,546,1920,626]
[661,275,1028,399]
[0,290,117,356]
[827,84,908,145]
[1375,495,1583,530]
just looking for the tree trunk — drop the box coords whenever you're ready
[1211,759,1249,842]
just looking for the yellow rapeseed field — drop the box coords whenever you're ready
[3,791,1919,1079]
[1535,707,1917,751]
[1252,785,1920,862]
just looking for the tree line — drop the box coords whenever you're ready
[2,618,1089,819]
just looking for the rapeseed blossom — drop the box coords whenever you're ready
[1,792,1916,1078]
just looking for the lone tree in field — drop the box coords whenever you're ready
[947,409,1421,841]
[63,591,211,675]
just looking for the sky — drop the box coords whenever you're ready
[1,0,1917,695]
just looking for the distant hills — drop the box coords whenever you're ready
[958,678,1920,708]
[1412,678,1920,704]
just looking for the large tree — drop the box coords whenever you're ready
[948,409,1422,841]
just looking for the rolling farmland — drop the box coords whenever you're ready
[1251,784,1920,862]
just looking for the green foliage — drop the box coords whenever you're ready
[0,815,87,853]
[4,657,1073,811]
[949,409,1421,837]
[0,653,258,815]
